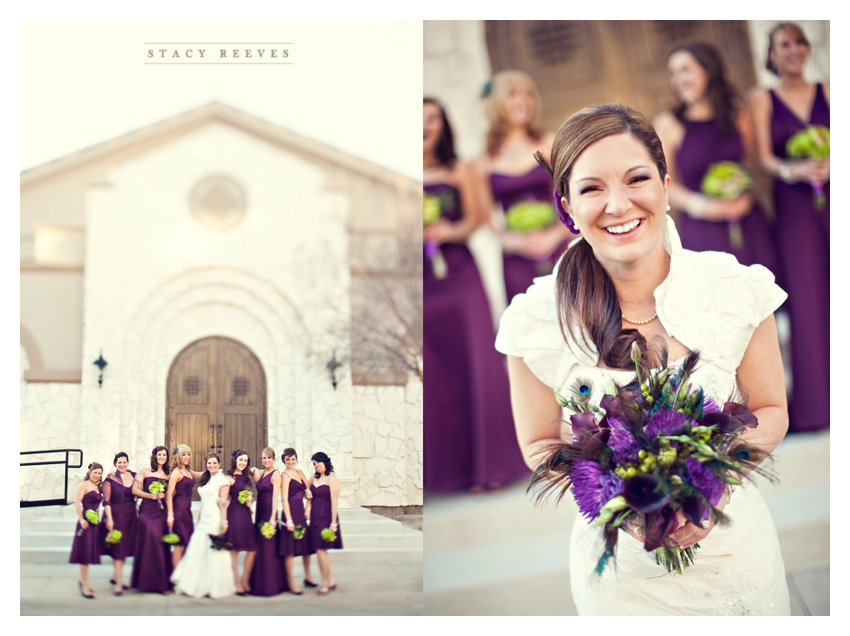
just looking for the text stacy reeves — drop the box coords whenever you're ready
[147,48,290,59]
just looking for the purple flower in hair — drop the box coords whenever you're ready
[553,189,580,234]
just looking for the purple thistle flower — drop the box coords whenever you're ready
[645,409,693,441]
[702,395,720,413]
[571,460,611,520]
[683,457,726,505]
[600,473,623,502]
[607,417,641,464]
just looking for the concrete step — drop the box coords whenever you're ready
[20,504,421,566]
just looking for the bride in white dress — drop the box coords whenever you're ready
[496,103,790,615]
[170,454,236,599]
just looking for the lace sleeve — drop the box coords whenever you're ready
[102,476,113,506]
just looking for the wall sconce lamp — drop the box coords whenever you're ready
[93,351,108,388]
[327,351,342,390]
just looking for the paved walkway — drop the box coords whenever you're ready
[424,430,829,616]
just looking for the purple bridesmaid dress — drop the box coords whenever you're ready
[307,483,343,551]
[226,473,257,552]
[769,84,830,432]
[675,118,778,274]
[278,477,312,557]
[69,490,103,564]
[248,470,286,596]
[423,182,528,493]
[130,476,173,593]
[100,471,137,560]
[490,164,567,301]
[170,475,194,546]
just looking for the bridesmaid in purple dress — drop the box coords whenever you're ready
[307,452,341,597]
[165,444,202,569]
[101,452,137,596]
[279,448,313,595]
[248,447,286,596]
[225,449,257,595]
[69,462,103,599]
[130,446,173,594]
[423,98,528,493]
[751,23,830,432]
[476,70,571,302]
[654,42,777,273]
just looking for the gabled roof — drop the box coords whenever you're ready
[21,100,415,188]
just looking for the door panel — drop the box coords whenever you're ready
[166,336,267,498]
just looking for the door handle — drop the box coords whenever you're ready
[217,423,223,450]
[210,424,215,450]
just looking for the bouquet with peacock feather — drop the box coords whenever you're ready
[529,344,775,575]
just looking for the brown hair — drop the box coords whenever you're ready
[150,445,171,475]
[485,70,544,156]
[668,42,739,138]
[85,462,104,492]
[766,22,810,75]
[534,103,667,373]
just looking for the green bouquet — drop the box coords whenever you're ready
[293,524,306,540]
[700,161,753,250]
[786,125,829,210]
[162,532,180,544]
[105,530,123,544]
[237,489,253,506]
[321,527,338,543]
[76,509,100,536]
[505,201,556,233]
[260,522,276,540]
[423,193,441,226]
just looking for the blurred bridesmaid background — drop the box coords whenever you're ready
[423,20,830,616]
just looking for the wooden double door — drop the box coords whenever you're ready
[165,337,267,484]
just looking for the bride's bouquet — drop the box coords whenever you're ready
[209,531,233,551]
[786,125,830,210]
[529,345,774,575]
[699,160,753,250]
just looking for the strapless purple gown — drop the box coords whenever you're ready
[226,473,257,551]
[307,483,343,551]
[675,117,778,274]
[278,476,312,556]
[130,475,173,593]
[69,489,102,564]
[100,472,137,560]
[249,470,286,596]
[424,183,528,493]
[490,164,566,301]
[171,474,194,546]
[770,83,830,432]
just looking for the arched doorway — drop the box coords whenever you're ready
[165,336,267,478]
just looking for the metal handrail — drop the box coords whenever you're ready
[20,449,83,507]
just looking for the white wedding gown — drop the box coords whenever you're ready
[496,217,791,615]
[170,471,236,598]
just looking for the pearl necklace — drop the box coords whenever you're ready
[621,312,658,325]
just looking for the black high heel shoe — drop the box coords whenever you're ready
[79,582,94,599]
[303,578,318,588]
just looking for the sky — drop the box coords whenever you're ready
[19,20,422,179]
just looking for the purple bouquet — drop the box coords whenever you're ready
[530,346,774,574]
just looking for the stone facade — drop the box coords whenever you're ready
[20,103,422,508]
